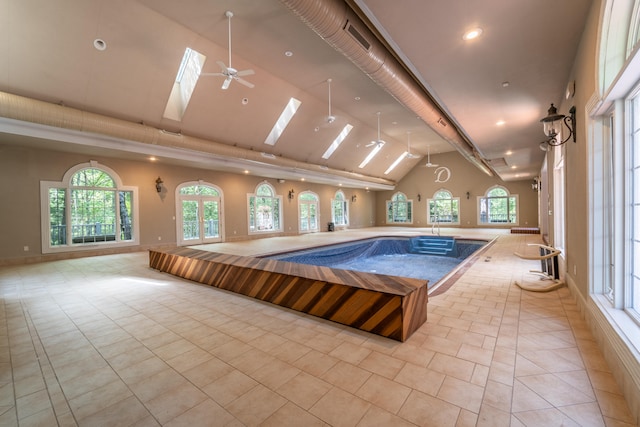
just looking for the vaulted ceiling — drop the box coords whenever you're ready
[0,0,592,189]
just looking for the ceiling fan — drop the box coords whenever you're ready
[314,78,337,131]
[405,132,420,159]
[201,11,254,90]
[425,145,439,167]
[365,112,386,148]
[325,78,336,125]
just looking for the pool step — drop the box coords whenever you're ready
[410,236,456,256]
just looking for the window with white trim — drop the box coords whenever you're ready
[298,191,319,233]
[331,190,349,227]
[176,181,223,245]
[40,161,139,253]
[427,189,459,225]
[386,192,413,224]
[478,185,518,224]
[248,181,282,234]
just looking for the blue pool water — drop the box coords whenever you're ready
[266,236,487,287]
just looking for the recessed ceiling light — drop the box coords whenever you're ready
[496,120,506,126]
[284,51,293,57]
[505,150,513,156]
[93,38,107,51]
[502,81,510,88]
[463,28,483,41]
[354,96,361,101]
[511,165,517,169]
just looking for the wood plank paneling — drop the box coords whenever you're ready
[149,248,428,341]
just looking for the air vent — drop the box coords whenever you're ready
[344,20,371,51]
[487,158,508,168]
[437,118,447,127]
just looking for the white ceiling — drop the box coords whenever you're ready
[0,0,592,186]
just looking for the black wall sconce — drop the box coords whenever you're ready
[351,194,357,203]
[466,191,470,200]
[288,189,295,200]
[539,103,576,151]
[155,177,163,193]
[532,177,540,191]
[417,194,421,202]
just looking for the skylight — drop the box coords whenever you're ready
[322,124,353,159]
[358,142,385,169]
[163,48,206,122]
[384,151,408,175]
[264,98,302,146]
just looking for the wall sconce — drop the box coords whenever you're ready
[351,194,357,203]
[288,189,295,200]
[417,194,421,202]
[466,191,470,200]
[532,177,540,191]
[539,103,576,151]
[155,177,163,193]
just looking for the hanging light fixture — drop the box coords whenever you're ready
[539,103,576,150]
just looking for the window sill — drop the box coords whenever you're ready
[590,294,640,375]
[42,239,139,254]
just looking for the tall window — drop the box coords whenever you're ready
[177,182,223,245]
[332,190,349,227]
[298,191,319,233]
[40,162,138,253]
[386,192,413,224]
[478,186,518,224]
[588,0,640,393]
[248,181,282,234]
[427,189,459,225]
[631,93,640,314]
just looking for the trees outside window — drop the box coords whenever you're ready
[298,191,319,233]
[386,192,413,224]
[331,190,348,227]
[177,182,223,245]
[427,189,459,225]
[478,186,518,224]
[248,181,282,234]
[40,162,138,253]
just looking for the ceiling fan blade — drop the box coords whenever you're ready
[200,72,225,77]
[235,77,254,88]
[236,69,254,77]
[221,78,232,90]
[216,60,228,71]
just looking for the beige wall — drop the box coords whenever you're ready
[376,151,539,228]
[547,0,601,299]
[0,143,378,262]
[0,141,538,263]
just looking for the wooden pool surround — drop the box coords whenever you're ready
[149,247,428,341]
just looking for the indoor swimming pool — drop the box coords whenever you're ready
[264,236,488,287]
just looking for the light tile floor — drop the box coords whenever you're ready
[0,228,637,426]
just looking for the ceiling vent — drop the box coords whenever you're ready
[487,158,508,168]
[437,118,447,128]
[344,20,371,51]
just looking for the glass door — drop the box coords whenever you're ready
[177,182,223,245]
[299,192,319,233]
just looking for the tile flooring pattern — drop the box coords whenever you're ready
[0,230,637,426]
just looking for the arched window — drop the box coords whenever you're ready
[176,181,223,245]
[478,185,518,224]
[331,190,349,227]
[248,181,282,234]
[386,192,413,224]
[427,189,459,225]
[40,161,138,253]
[298,191,319,233]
